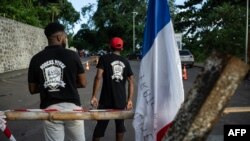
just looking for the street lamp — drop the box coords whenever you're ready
[132,11,138,53]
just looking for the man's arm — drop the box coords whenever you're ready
[127,75,134,110]
[91,68,104,108]
[77,73,87,88]
[28,83,39,94]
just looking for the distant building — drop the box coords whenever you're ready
[175,33,182,50]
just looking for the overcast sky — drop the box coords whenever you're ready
[69,0,186,33]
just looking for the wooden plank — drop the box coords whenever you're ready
[223,107,250,114]
[4,106,250,121]
[162,52,249,141]
[5,110,134,121]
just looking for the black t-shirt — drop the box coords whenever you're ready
[97,53,133,108]
[28,45,85,109]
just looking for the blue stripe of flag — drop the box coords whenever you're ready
[142,0,171,57]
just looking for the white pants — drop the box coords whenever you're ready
[43,103,85,141]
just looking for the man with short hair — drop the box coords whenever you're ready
[91,37,134,141]
[28,22,87,141]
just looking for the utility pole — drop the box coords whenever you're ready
[132,11,138,53]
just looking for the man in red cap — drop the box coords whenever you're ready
[91,37,134,141]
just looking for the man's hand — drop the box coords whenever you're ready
[126,100,133,110]
[91,97,98,109]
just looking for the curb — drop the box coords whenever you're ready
[0,69,28,80]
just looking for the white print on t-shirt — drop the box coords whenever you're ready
[111,61,125,82]
[40,60,66,92]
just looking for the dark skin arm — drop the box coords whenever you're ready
[126,75,134,110]
[28,83,39,94]
[91,68,104,108]
[77,73,87,88]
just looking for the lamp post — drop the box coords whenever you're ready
[132,11,138,53]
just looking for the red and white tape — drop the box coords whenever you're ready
[0,108,129,140]
[8,108,120,112]
[9,108,89,112]
[0,116,16,141]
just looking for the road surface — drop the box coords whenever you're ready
[0,60,249,141]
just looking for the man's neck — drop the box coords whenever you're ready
[113,51,121,55]
[48,42,61,46]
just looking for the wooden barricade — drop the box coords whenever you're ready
[162,52,249,141]
[4,110,134,121]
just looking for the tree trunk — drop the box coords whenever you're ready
[163,51,249,141]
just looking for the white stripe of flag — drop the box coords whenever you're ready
[133,0,184,141]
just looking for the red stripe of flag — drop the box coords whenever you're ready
[157,122,173,141]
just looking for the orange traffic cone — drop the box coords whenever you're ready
[182,64,188,80]
[86,61,90,70]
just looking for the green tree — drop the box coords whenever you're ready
[58,0,80,33]
[75,0,147,53]
[168,0,176,21]
[0,0,80,33]
[93,0,147,52]
[0,0,41,26]
[72,25,98,51]
[174,0,246,61]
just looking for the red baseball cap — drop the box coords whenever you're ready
[110,37,124,49]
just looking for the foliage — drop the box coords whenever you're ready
[74,0,147,52]
[58,1,80,33]
[174,0,247,61]
[73,0,181,53]
[72,27,98,51]
[0,0,41,26]
[74,0,247,60]
[0,0,80,33]
[168,0,177,21]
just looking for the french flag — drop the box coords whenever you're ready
[133,0,184,141]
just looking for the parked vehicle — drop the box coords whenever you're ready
[97,50,107,56]
[179,50,194,67]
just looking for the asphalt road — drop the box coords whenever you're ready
[0,60,250,141]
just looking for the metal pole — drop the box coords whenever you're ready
[246,0,249,63]
[132,11,137,53]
